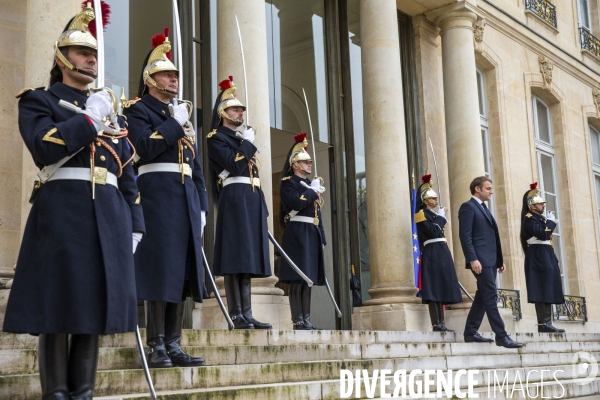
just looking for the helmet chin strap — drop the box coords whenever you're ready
[55,46,98,80]
[145,73,178,96]
[292,162,310,175]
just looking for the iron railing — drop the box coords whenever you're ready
[554,295,587,323]
[525,0,557,28]
[580,27,600,59]
[497,288,522,320]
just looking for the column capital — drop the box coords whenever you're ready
[425,1,479,30]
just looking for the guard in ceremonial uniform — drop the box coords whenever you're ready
[520,182,565,333]
[279,133,326,330]
[124,29,208,367]
[207,76,272,330]
[414,175,462,331]
[2,3,143,398]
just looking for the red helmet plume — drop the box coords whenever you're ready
[530,182,538,190]
[219,76,234,92]
[421,174,432,184]
[84,1,111,39]
[150,28,171,60]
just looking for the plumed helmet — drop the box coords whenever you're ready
[53,1,110,79]
[526,182,545,208]
[139,28,178,96]
[418,174,438,206]
[214,76,246,125]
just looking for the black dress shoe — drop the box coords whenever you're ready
[464,332,493,343]
[538,323,565,333]
[168,348,206,367]
[244,315,272,330]
[433,324,454,332]
[495,335,523,349]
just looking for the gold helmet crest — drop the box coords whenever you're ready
[142,28,179,95]
[527,182,546,208]
[289,133,312,165]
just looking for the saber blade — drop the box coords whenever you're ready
[302,87,318,177]
[172,0,184,98]
[201,248,235,330]
[135,326,157,400]
[428,137,443,208]
[92,0,104,88]
[268,232,313,287]
[235,15,249,126]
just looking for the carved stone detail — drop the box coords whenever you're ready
[539,55,553,87]
[473,18,485,53]
[593,88,600,116]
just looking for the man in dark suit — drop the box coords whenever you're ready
[459,176,522,349]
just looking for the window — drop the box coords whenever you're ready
[589,125,600,230]
[477,67,500,286]
[532,95,567,293]
[578,0,592,31]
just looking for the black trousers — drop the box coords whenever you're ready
[464,267,507,338]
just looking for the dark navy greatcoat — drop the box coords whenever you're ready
[521,212,565,304]
[3,82,144,335]
[416,209,462,304]
[124,94,208,303]
[279,175,326,286]
[207,126,271,277]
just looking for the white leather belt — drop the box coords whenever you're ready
[527,237,551,245]
[290,216,314,224]
[47,167,118,188]
[138,163,192,177]
[424,238,447,246]
[222,176,261,187]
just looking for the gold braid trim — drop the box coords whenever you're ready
[181,137,196,159]
[96,138,125,178]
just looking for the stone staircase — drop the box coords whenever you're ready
[0,330,599,399]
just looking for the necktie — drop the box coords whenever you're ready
[481,202,494,223]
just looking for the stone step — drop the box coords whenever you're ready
[1,330,598,350]
[4,353,600,399]
[3,339,599,376]
[91,369,600,400]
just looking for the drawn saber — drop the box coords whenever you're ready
[427,137,474,301]
[92,0,105,88]
[302,87,318,178]
[201,248,235,330]
[135,326,156,400]
[268,232,313,287]
[235,15,250,126]
[171,0,184,99]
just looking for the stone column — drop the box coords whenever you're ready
[351,0,425,332]
[194,0,288,330]
[426,1,484,297]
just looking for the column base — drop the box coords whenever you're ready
[192,294,292,330]
[352,303,431,331]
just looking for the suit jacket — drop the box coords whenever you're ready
[458,198,503,269]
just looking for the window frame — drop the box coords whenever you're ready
[532,95,568,294]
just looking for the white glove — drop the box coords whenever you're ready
[173,103,189,125]
[311,177,326,193]
[546,211,556,222]
[132,232,143,254]
[437,207,446,218]
[200,211,206,237]
[86,90,112,132]
[242,127,255,143]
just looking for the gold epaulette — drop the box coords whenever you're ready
[207,129,217,139]
[15,86,45,98]
[281,176,291,181]
[414,209,426,223]
[525,213,532,218]
[122,97,141,108]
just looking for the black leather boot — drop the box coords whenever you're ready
[536,302,565,333]
[290,284,309,330]
[301,285,320,330]
[165,302,206,367]
[38,333,69,400]
[146,301,173,368]
[241,274,272,330]
[67,334,99,400]
[436,302,453,332]
[225,274,254,329]
[429,302,451,332]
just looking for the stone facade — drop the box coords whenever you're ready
[1,0,600,334]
